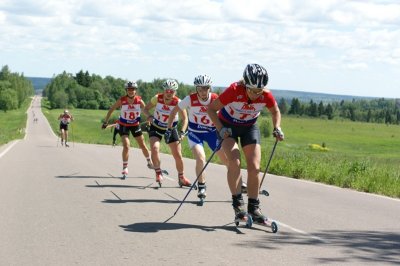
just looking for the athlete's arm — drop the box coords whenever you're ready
[207,98,224,131]
[104,99,121,124]
[178,108,188,132]
[167,105,180,129]
[143,97,156,123]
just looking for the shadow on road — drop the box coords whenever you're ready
[102,198,230,205]
[56,174,152,179]
[242,230,400,264]
[120,222,239,234]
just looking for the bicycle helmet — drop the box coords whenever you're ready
[162,79,179,91]
[125,81,138,89]
[243,64,268,89]
[64,110,69,114]
[194,74,212,87]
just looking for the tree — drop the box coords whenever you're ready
[278,98,288,114]
[325,103,334,120]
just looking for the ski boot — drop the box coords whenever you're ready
[178,176,192,188]
[197,183,207,206]
[121,168,128,180]
[155,172,163,187]
[61,139,64,146]
[248,198,278,233]
[233,195,252,227]
[65,142,70,148]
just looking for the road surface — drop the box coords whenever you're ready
[0,97,399,265]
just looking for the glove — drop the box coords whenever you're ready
[164,128,172,144]
[101,122,108,129]
[273,127,284,140]
[179,130,188,138]
[219,127,232,139]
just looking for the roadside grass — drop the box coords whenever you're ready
[0,99,31,145]
[40,103,400,198]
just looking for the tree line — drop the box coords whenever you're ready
[42,70,197,110]
[0,66,35,111]
[278,97,400,124]
[1,67,398,125]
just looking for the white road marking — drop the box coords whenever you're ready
[275,220,328,243]
[0,140,19,159]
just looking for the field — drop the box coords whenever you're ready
[0,99,30,145]
[2,98,399,198]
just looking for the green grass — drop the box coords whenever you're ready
[40,102,400,198]
[0,99,31,145]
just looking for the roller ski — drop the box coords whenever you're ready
[178,176,193,188]
[155,172,163,187]
[197,184,207,206]
[248,199,278,233]
[232,195,252,228]
[65,142,70,148]
[121,168,128,180]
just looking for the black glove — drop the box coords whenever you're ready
[164,128,172,144]
[101,122,108,129]
[273,127,284,139]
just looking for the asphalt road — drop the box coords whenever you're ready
[0,97,399,266]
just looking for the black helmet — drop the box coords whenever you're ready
[243,64,268,89]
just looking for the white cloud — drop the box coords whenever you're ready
[1,0,399,97]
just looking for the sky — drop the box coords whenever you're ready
[1,0,400,98]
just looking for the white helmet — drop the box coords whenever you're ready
[194,74,212,87]
[64,109,69,114]
[162,79,178,91]
[243,64,268,89]
[125,81,138,89]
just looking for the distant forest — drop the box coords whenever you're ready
[0,66,34,111]
[2,66,400,125]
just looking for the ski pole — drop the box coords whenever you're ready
[171,140,223,218]
[259,139,278,196]
[71,122,75,148]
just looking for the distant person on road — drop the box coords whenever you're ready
[101,81,153,179]
[143,79,191,187]
[166,74,231,200]
[207,63,284,223]
[58,109,74,147]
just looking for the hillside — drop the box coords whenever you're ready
[28,76,385,103]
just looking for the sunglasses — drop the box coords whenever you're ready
[196,86,211,91]
[247,88,263,95]
[164,89,175,94]
[126,87,137,91]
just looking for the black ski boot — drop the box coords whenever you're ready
[248,198,267,223]
[232,194,247,220]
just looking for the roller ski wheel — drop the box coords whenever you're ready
[161,169,169,176]
[253,219,278,233]
[198,196,205,206]
[234,213,253,228]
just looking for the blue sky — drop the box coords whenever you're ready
[1,0,399,98]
